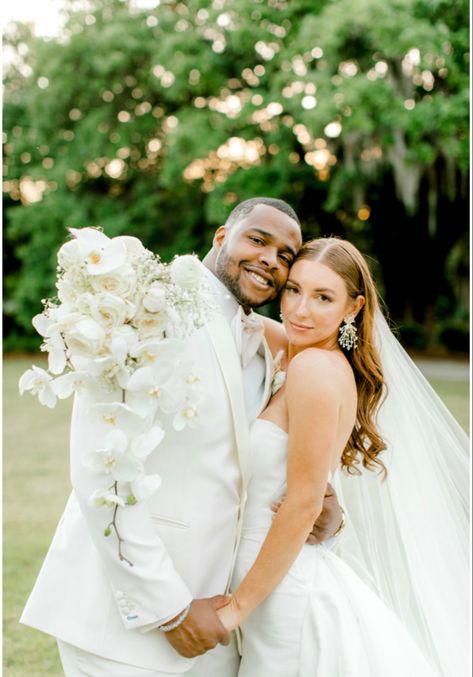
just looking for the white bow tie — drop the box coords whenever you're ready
[230,306,265,368]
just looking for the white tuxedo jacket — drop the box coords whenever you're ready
[20,313,274,672]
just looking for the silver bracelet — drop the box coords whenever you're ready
[158,603,192,633]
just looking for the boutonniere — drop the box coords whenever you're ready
[270,349,286,396]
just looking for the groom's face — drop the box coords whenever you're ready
[214,204,302,308]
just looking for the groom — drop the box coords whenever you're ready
[21,197,343,676]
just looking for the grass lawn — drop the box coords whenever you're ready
[3,357,470,676]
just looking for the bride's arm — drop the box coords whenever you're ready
[260,315,344,542]
[218,349,341,630]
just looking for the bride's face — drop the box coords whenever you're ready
[280,259,364,351]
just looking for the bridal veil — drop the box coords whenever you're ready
[332,311,470,677]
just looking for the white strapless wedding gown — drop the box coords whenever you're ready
[232,419,439,677]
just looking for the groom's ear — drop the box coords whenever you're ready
[213,226,228,249]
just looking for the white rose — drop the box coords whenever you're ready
[56,275,83,304]
[89,293,129,329]
[64,317,106,356]
[89,264,136,298]
[142,285,166,313]
[74,292,95,315]
[133,310,168,339]
[170,255,202,289]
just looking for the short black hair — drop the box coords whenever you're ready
[225,197,301,228]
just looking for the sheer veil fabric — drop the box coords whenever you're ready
[332,311,470,677]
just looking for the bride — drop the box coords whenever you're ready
[215,238,470,677]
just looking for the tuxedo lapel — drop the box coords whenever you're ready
[258,337,275,416]
[207,316,251,488]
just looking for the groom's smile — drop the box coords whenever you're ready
[243,265,274,289]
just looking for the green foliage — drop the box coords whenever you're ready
[3,0,469,346]
[397,321,429,350]
[437,320,470,352]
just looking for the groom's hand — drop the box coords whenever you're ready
[272,482,343,544]
[307,483,343,543]
[164,597,230,658]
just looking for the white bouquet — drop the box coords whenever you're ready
[19,227,217,564]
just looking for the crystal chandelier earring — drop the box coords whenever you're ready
[338,315,358,350]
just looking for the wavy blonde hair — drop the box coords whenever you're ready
[296,238,387,477]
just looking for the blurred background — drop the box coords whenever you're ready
[2,1,469,675]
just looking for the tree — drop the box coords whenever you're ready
[3,0,469,349]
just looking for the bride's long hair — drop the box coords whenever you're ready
[296,238,387,477]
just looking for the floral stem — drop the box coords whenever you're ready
[106,481,133,567]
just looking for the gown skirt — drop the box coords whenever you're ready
[232,419,439,677]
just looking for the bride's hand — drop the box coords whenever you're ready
[215,595,244,632]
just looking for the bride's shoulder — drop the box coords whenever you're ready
[287,349,351,392]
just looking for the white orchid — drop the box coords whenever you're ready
[131,338,183,366]
[83,429,143,482]
[19,366,57,408]
[172,391,208,432]
[130,474,162,502]
[68,227,128,276]
[113,235,146,256]
[125,365,184,416]
[72,342,131,388]
[69,226,110,247]
[51,371,92,399]
[57,239,81,270]
[88,402,149,438]
[49,306,83,334]
[32,312,67,374]
[85,238,128,276]
[130,426,165,460]
[173,402,202,432]
[89,488,127,509]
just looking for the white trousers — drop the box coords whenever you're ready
[57,635,240,677]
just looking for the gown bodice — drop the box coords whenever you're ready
[242,418,288,534]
